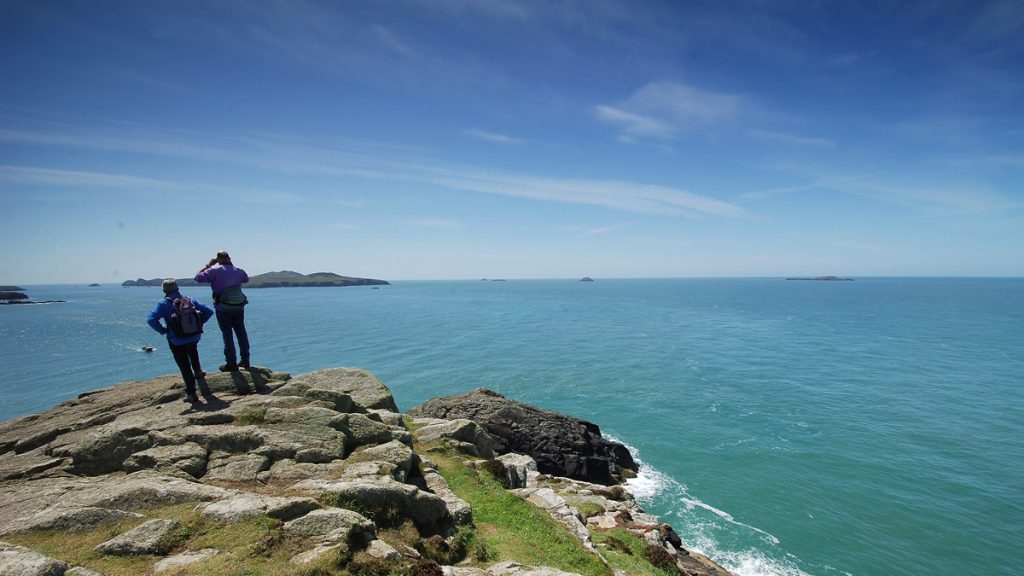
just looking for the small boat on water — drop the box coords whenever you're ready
[141,346,155,352]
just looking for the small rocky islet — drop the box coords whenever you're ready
[0,367,732,576]
[0,287,66,305]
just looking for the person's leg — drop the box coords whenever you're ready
[168,342,197,398]
[233,308,250,367]
[216,309,238,368]
[189,343,212,396]
[186,343,205,378]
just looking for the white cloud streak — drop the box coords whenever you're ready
[426,169,748,218]
[596,82,743,143]
[0,123,749,219]
[403,217,466,230]
[739,170,1016,215]
[463,129,525,144]
[577,223,632,237]
[748,129,835,148]
[847,181,1015,215]
[0,165,184,190]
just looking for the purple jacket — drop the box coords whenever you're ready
[194,264,249,310]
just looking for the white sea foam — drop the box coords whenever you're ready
[609,434,811,576]
[681,498,781,545]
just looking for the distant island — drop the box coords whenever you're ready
[122,271,389,288]
[0,291,29,302]
[0,289,66,305]
[786,276,854,281]
[580,277,594,282]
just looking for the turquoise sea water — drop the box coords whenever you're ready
[1,278,1022,576]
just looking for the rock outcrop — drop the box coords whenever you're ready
[0,367,731,576]
[408,388,638,485]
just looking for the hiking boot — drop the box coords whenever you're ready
[238,360,251,369]
[219,363,239,372]
[198,382,213,397]
[183,393,200,404]
[196,371,207,379]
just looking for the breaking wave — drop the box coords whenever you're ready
[610,435,814,576]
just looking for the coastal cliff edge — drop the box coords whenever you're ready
[0,367,733,576]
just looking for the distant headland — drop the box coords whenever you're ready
[122,271,389,288]
[0,288,66,305]
[785,276,854,281]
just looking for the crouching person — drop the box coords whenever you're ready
[147,279,215,403]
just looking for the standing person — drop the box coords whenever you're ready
[147,279,214,403]
[195,250,251,372]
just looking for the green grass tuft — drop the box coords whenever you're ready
[235,406,268,425]
[429,449,611,576]
[592,528,681,576]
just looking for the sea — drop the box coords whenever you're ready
[1,278,1022,576]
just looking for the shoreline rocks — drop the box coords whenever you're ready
[0,367,732,576]
[408,388,638,485]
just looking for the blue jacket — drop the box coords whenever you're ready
[147,291,215,346]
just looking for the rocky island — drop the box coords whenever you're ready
[0,289,66,305]
[122,271,389,288]
[0,367,731,576]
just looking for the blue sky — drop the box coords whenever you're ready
[1,0,1022,283]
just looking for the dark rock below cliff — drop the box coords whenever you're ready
[0,292,29,301]
[408,388,638,485]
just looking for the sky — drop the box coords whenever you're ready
[1,0,1022,283]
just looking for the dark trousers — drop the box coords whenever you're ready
[168,341,202,396]
[216,306,250,365]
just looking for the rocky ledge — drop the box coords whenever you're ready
[0,367,732,576]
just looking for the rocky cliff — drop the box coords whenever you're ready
[0,367,732,576]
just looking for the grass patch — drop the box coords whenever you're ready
[428,448,611,576]
[235,406,268,425]
[572,501,606,519]
[318,494,403,529]
[3,502,331,576]
[592,528,679,576]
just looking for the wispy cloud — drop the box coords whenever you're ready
[847,180,1015,215]
[330,223,360,230]
[577,223,632,237]
[403,217,466,230]
[463,128,525,145]
[330,199,365,209]
[965,0,1024,41]
[0,163,303,205]
[968,152,1024,169]
[415,0,529,19]
[0,165,183,190]
[594,106,674,142]
[1,122,749,220]
[739,169,1015,215]
[748,129,835,148]
[241,191,306,204]
[596,82,743,143]
[427,169,749,218]
[834,240,886,255]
